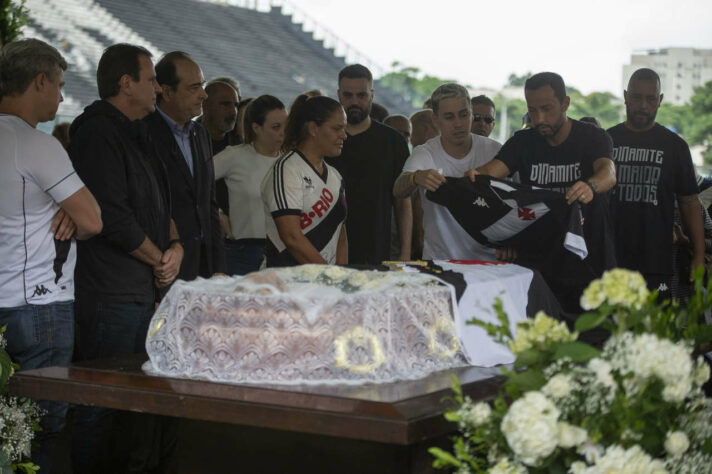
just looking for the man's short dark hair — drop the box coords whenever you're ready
[0,38,67,100]
[338,64,373,85]
[471,95,496,113]
[628,68,661,88]
[525,72,566,102]
[97,43,152,100]
[155,51,193,103]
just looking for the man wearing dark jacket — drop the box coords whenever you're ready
[68,43,182,474]
[145,51,225,280]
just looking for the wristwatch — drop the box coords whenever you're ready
[586,180,598,193]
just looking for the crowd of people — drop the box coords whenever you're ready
[0,36,706,472]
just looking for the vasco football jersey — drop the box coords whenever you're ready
[426,176,587,259]
[261,150,347,266]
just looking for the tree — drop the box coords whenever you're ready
[507,72,531,87]
[567,90,623,130]
[379,62,459,109]
[0,0,28,49]
[656,103,694,136]
[688,81,712,163]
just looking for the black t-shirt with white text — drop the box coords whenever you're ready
[496,120,616,305]
[326,120,409,265]
[607,122,698,275]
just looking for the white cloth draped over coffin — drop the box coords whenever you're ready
[143,263,531,385]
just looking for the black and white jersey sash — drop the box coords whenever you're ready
[426,176,587,259]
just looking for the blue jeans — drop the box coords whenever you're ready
[71,299,160,474]
[224,238,265,276]
[0,301,74,474]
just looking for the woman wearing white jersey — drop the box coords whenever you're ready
[261,95,348,266]
[214,95,287,275]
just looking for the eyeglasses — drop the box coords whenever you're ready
[473,114,494,124]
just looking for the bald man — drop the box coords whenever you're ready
[201,78,240,239]
[410,109,439,147]
[384,114,412,145]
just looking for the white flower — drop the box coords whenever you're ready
[500,391,560,466]
[588,358,616,389]
[487,458,527,474]
[323,265,349,279]
[577,442,604,464]
[664,431,690,456]
[569,461,588,474]
[557,422,588,448]
[574,444,667,473]
[694,357,710,386]
[663,378,693,403]
[580,269,649,310]
[611,332,694,403]
[463,402,492,427]
[509,312,577,354]
[543,374,572,399]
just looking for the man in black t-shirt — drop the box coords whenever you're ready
[469,72,617,315]
[326,64,411,264]
[608,68,703,297]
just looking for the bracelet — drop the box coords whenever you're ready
[168,239,182,247]
[586,179,598,193]
[410,172,417,186]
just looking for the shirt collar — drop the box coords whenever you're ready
[156,105,195,135]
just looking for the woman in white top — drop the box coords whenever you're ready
[213,95,287,275]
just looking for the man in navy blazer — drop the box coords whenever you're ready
[145,51,225,281]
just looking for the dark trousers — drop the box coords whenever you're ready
[224,238,265,276]
[71,298,177,474]
[0,301,74,474]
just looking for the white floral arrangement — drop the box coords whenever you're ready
[430,268,712,473]
[0,327,42,474]
[281,264,441,293]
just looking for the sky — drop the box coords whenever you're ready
[284,0,712,98]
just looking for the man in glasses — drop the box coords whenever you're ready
[470,95,497,138]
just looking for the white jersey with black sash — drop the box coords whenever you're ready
[261,150,347,266]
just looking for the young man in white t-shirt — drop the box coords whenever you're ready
[394,83,503,261]
[0,39,101,471]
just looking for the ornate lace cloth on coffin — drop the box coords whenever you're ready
[143,266,469,385]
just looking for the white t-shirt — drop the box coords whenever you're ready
[0,114,84,307]
[261,150,346,265]
[403,133,502,260]
[213,143,278,240]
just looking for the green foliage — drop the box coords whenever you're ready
[378,61,459,109]
[689,81,712,163]
[507,72,531,87]
[567,90,623,130]
[0,0,28,48]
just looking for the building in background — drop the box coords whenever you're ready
[623,47,712,105]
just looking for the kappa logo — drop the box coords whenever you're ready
[658,283,669,292]
[472,197,489,208]
[31,285,52,297]
[303,176,314,190]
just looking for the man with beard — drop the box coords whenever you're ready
[469,72,617,316]
[326,64,411,263]
[146,51,225,282]
[608,68,703,298]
